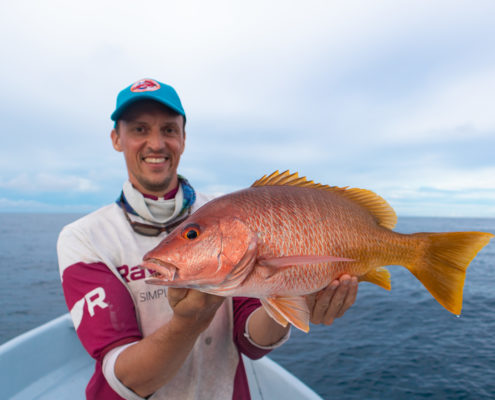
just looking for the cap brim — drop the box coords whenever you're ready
[111,94,185,121]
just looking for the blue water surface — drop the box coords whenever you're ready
[0,214,494,399]
[270,217,495,399]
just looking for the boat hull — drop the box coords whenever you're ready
[0,314,322,400]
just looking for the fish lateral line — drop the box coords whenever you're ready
[256,255,355,279]
[258,255,354,268]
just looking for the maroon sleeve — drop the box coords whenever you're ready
[62,261,142,362]
[233,297,273,360]
[232,297,275,400]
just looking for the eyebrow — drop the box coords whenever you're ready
[125,120,181,130]
[118,114,186,130]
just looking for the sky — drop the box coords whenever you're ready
[0,0,494,217]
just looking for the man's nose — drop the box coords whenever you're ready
[147,130,166,151]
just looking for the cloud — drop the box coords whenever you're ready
[0,197,92,213]
[0,198,48,210]
[382,69,495,143]
[0,173,99,194]
[0,1,494,216]
[362,165,495,217]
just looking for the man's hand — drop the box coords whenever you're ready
[168,288,225,332]
[116,288,224,396]
[306,274,358,326]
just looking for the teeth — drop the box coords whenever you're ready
[145,157,166,164]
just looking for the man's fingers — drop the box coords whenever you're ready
[324,275,358,321]
[168,288,225,324]
[322,279,348,324]
[336,276,358,318]
[310,281,338,324]
[305,293,317,311]
[308,274,359,326]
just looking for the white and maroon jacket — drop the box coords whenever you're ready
[57,181,288,400]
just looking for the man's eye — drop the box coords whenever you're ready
[163,126,178,135]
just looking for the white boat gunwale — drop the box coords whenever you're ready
[0,314,322,400]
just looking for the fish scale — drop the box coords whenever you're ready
[142,170,494,332]
[244,186,389,269]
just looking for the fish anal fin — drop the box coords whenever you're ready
[251,170,397,229]
[263,296,310,333]
[359,267,391,290]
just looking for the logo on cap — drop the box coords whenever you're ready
[131,79,161,93]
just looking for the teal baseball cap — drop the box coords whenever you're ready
[111,78,186,121]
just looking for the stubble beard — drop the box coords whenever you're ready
[138,174,176,196]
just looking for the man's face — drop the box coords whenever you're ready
[111,101,186,197]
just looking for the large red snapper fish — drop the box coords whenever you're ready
[141,170,494,332]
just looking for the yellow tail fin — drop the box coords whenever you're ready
[406,231,493,315]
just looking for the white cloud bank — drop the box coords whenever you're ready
[0,173,99,194]
[0,0,494,216]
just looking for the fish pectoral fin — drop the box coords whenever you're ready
[260,298,290,328]
[258,255,354,269]
[359,267,391,290]
[262,296,310,333]
[257,255,355,279]
[201,287,233,295]
[144,278,171,286]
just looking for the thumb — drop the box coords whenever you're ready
[168,288,189,308]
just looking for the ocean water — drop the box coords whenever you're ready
[0,214,494,399]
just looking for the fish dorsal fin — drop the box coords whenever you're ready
[333,187,397,229]
[252,170,318,188]
[252,170,397,229]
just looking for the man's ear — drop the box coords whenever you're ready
[111,129,122,152]
[181,130,186,155]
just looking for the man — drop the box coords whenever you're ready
[57,78,358,400]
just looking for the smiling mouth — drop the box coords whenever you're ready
[143,156,169,164]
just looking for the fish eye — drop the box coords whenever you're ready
[182,224,200,240]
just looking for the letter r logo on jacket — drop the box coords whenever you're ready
[70,287,109,330]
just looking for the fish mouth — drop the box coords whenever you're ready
[141,258,177,282]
